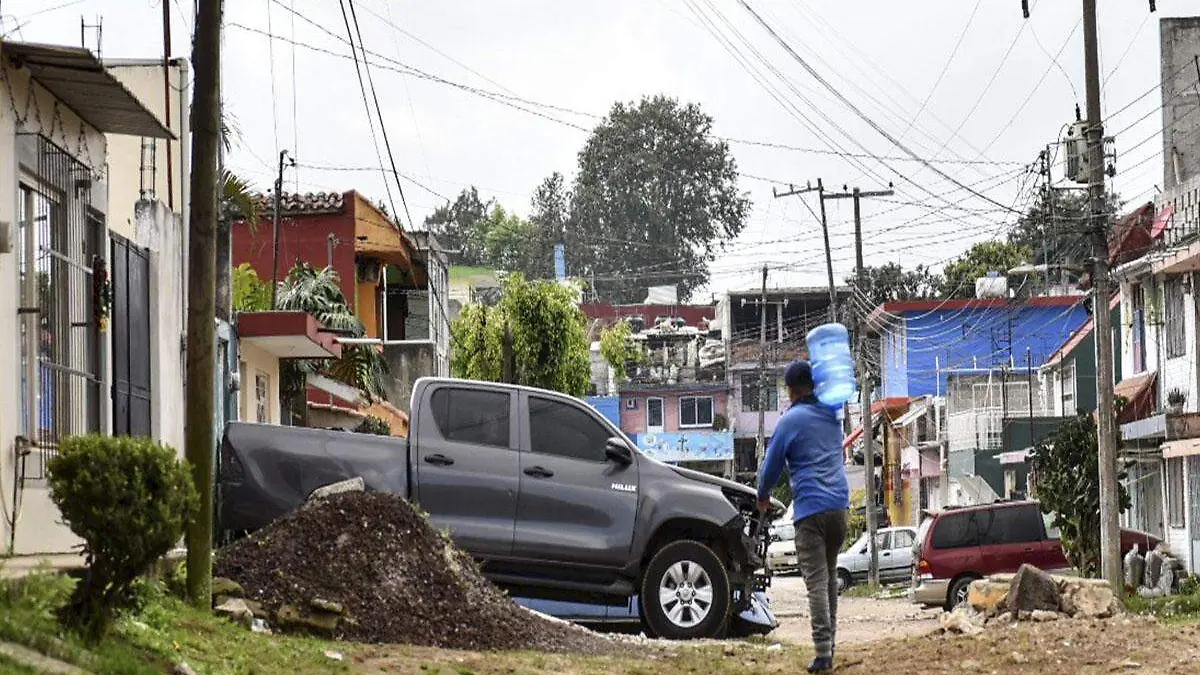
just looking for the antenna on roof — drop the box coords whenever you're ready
[80,15,103,59]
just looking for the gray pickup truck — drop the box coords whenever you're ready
[219,377,783,639]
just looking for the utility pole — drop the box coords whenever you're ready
[1082,0,1121,588]
[774,180,837,321]
[826,184,894,589]
[269,149,293,308]
[185,0,222,608]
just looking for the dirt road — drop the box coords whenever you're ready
[767,574,940,646]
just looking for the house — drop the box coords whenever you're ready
[0,40,175,554]
[231,190,450,415]
[717,286,851,475]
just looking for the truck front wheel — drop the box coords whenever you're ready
[640,540,731,640]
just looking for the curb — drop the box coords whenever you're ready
[0,641,90,675]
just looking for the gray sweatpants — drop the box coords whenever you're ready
[795,509,848,659]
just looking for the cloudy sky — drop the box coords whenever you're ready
[1,0,1192,296]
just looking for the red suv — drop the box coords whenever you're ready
[910,500,1160,609]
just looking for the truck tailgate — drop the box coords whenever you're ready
[219,422,410,534]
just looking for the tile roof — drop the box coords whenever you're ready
[250,190,347,216]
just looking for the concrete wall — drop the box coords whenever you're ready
[238,342,281,425]
[135,201,186,453]
[729,368,785,439]
[1,54,109,554]
[1161,17,1200,191]
[232,207,358,306]
[382,341,437,413]
[104,60,189,240]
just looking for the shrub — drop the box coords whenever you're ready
[47,435,197,641]
[355,415,391,436]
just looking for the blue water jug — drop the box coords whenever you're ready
[806,322,857,407]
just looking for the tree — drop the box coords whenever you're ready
[231,263,271,312]
[424,186,492,266]
[599,319,642,380]
[848,263,943,308]
[939,240,1032,298]
[274,263,390,422]
[1029,410,1130,578]
[481,204,536,273]
[1008,189,1123,266]
[524,172,572,280]
[451,273,590,395]
[568,96,750,303]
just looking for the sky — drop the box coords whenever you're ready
[0,0,1194,298]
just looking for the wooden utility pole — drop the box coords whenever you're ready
[269,149,292,308]
[826,184,893,588]
[774,180,837,321]
[757,265,768,464]
[185,0,223,608]
[1082,0,1121,588]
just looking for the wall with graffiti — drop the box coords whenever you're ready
[631,430,734,462]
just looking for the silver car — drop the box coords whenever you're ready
[835,526,918,593]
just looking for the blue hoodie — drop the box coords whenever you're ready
[756,399,850,523]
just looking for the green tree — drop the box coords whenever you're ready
[424,186,492,266]
[939,240,1032,298]
[525,171,572,280]
[482,203,536,273]
[1029,411,1130,578]
[599,319,642,380]
[568,95,750,303]
[274,263,390,423]
[848,262,943,308]
[451,273,590,395]
[232,263,271,312]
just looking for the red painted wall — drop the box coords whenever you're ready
[618,389,729,435]
[231,211,358,306]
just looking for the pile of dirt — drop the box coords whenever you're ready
[215,491,612,653]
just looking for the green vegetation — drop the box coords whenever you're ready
[231,263,272,312]
[598,320,642,380]
[47,436,196,641]
[451,273,591,396]
[1123,586,1200,622]
[355,414,392,436]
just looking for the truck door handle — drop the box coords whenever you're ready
[424,454,455,466]
[524,466,554,479]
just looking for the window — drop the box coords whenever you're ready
[979,504,1044,545]
[741,374,778,413]
[647,397,664,432]
[873,531,891,551]
[1060,361,1076,415]
[254,372,270,423]
[929,512,979,550]
[679,396,714,428]
[430,388,510,448]
[1166,279,1187,358]
[892,529,915,550]
[1167,457,1186,527]
[1042,512,1061,540]
[529,396,612,462]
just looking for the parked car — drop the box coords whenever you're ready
[766,505,798,573]
[835,526,918,592]
[910,500,1161,610]
[219,377,785,640]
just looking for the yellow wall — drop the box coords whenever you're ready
[238,342,281,425]
[356,280,379,338]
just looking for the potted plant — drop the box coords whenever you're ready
[1167,388,1187,414]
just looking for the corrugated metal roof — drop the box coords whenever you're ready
[2,40,174,139]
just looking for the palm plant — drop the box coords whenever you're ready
[275,262,389,409]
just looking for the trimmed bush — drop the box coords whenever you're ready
[355,414,391,436]
[47,435,197,641]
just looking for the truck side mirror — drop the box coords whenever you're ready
[604,437,634,466]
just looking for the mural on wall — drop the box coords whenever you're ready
[632,431,734,462]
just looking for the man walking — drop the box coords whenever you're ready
[757,360,850,674]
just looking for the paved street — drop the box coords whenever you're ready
[768,575,941,646]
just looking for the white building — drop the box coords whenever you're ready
[0,41,177,555]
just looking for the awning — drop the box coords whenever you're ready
[1163,438,1200,459]
[1150,205,1175,240]
[843,397,913,450]
[237,311,342,359]
[996,448,1032,465]
[1113,372,1158,425]
[892,401,929,428]
[2,40,174,138]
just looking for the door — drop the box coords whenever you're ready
[646,397,664,433]
[412,385,520,557]
[888,528,917,581]
[110,233,152,436]
[978,503,1046,573]
[872,531,896,581]
[512,393,639,567]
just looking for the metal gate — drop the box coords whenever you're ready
[16,134,103,479]
[111,232,152,436]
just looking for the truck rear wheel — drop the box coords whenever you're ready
[640,540,731,640]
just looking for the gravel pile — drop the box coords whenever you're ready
[215,491,612,653]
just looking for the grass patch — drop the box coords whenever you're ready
[0,653,39,674]
[1124,591,1200,622]
[0,572,350,675]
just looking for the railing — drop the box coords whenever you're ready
[1159,174,1200,248]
